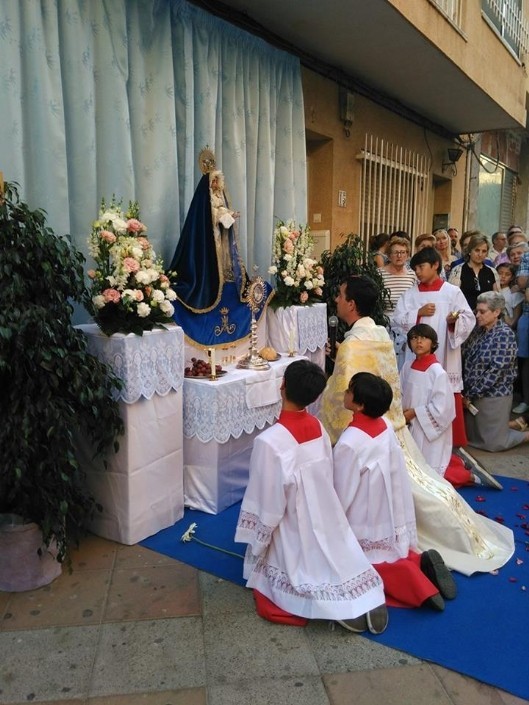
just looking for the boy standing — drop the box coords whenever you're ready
[235,360,388,634]
[400,324,499,488]
[392,247,475,447]
[333,372,456,610]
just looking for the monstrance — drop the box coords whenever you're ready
[237,270,270,370]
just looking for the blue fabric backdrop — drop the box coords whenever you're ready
[0,0,307,317]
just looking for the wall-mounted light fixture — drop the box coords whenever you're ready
[339,89,354,138]
[442,146,464,176]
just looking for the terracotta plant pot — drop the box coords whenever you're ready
[0,514,62,592]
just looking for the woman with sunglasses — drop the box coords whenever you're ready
[448,232,499,311]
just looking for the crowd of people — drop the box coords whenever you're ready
[376,224,529,438]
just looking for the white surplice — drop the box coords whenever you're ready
[400,357,455,476]
[392,281,475,391]
[333,416,418,564]
[235,422,385,620]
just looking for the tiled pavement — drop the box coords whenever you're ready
[1,444,528,705]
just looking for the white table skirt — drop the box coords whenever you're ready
[76,324,185,544]
[183,354,306,513]
[266,302,327,370]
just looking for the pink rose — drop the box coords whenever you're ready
[299,291,309,303]
[102,288,120,303]
[100,230,116,244]
[136,237,150,250]
[314,287,323,297]
[289,230,300,240]
[316,266,324,275]
[283,239,294,254]
[87,269,96,279]
[127,218,146,233]
[134,290,144,301]
[123,257,140,273]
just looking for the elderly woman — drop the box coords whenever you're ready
[462,291,529,451]
[378,237,417,369]
[449,232,499,311]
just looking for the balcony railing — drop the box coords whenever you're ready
[482,0,529,58]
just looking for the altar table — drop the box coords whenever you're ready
[183,353,307,514]
[76,324,185,544]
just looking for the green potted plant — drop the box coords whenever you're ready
[321,232,390,332]
[0,182,124,590]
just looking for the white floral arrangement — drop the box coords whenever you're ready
[268,219,325,309]
[87,198,177,336]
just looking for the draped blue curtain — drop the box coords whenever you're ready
[0,0,307,317]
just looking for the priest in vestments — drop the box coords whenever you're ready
[320,275,514,576]
[236,360,387,633]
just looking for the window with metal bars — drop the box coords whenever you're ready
[356,135,430,244]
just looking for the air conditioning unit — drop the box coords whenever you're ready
[311,230,330,260]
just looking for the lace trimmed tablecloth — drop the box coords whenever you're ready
[183,354,307,443]
[266,302,327,354]
[76,324,185,404]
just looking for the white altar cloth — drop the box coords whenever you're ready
[266,302,327,370]
[76,324,185,544]
[183,354,306,514]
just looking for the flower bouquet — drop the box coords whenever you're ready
[87,198,177,336]
[268,220,325,310]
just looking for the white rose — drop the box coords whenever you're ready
[165,288,177,301]
[152,289,165,303]
[284,276,295,286]
[93,295,106,309]
[147,268,160,283]
[283,254,292,262]
[122,289,136,300]
[304,280,314,290]
[280,226,289,236]
[297,265,306,277]
[135,270,150,284]
[268,265,278,275]
[137,302,151,318]
[100,210,118,223]
[159,300,175,316]
[113,217,128,234]
[132,248,143,260]
[303,258,315,268]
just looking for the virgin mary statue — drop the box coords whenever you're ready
[168,150,271,347]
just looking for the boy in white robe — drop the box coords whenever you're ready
[235,359,388,634]
[392,246,475,447]
[334,372,456,611]
[401,323,499,489]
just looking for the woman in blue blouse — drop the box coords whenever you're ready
[462,291,529,451]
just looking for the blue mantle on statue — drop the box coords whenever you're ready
[172,281,273,347]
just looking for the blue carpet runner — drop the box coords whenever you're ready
[141,476,529,699]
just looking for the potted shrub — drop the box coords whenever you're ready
[0,182,124,590]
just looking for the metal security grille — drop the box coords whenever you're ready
[482,0,529,57]
[357,135,430,245]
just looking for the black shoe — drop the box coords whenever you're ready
[423,593,445,611]
[366,604,389,634]
[336,614,368,633]
[420,549,457,600]
[453,447,503,490]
